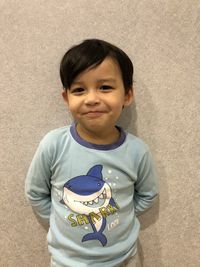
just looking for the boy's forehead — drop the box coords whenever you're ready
[72,57,122,84]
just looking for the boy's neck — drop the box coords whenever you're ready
[76,123,120,145]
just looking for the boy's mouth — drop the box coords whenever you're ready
[83,111,106,118]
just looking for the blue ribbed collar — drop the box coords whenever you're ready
[70,123,126,151]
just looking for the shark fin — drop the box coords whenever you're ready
[87,165,103,180]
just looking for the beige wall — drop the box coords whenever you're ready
[1,1,199,266]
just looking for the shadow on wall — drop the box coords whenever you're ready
[118,82,166,267]
[117,102,138,135]
[137,200,162,267]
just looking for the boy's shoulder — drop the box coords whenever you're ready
[39,125,71,147]
[125,131,150,154]
[45,125,70,136]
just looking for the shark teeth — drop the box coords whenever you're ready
[80,189,107,206]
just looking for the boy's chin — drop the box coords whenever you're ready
[76,122,119,143]
[77,121,114,133]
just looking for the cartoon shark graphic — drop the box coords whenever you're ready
[61,165,118,246]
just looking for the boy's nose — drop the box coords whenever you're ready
[84,91,100,105]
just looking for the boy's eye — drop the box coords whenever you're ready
[99,85,113,91]
[70,88,85,94]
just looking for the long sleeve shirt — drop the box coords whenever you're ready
[25,124,158,267]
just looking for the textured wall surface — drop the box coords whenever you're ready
[1,0,200,266]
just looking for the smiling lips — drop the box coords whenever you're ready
[83,110,107,118]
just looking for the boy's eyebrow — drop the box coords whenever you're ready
[97,78,116,83]
[72,78,116,85]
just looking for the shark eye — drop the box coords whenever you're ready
[97,183,101,186]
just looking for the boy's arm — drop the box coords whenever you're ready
[134,149,159,216]
[25,140,52,221]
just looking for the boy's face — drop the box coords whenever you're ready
[62,57,133,143]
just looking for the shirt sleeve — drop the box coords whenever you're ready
[25,139,52,220]
[134,148,159,215]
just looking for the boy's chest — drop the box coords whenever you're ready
[50,149,136,189]
[49,148,137,207]
[48,148,138,247]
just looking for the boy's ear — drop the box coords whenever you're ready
[124,87,134,107]
[62,89,69,104]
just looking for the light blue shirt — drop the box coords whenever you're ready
[25,124,158,267]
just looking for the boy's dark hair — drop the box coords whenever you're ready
[60,39,134,93]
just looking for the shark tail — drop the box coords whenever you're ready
[82,232,107,246]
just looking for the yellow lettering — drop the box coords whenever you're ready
[77,214,89,225]
[99,207,109,217]
[68,214,77,227]
[89,212,101,223]
[107,204,119,214]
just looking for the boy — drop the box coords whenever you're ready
[25,39,158,267]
